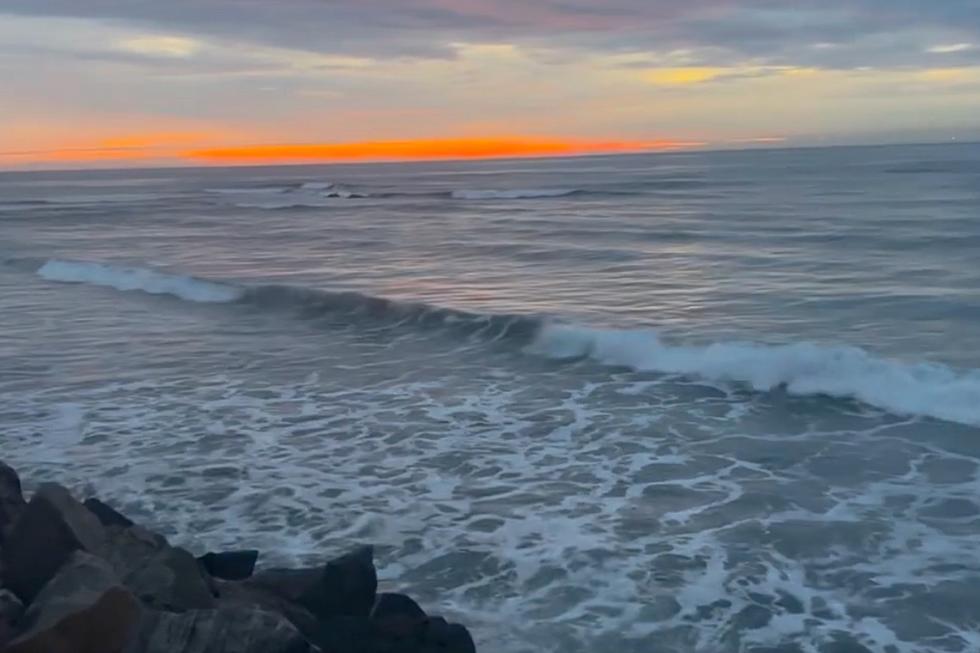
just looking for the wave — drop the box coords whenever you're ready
[451,188,580,200]
[206,181,368,208]
[37,260,242,303]
[34,259,980,427]
[530,324,980,426]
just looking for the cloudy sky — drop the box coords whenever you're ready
[2,0,979,168]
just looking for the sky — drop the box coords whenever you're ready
[2,0,980,169]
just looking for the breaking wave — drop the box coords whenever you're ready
[34,259,980,426]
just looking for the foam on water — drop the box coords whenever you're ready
[532,323,980,426]
[32,259,980,428]
[37,259,243,303]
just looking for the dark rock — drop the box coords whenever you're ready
[101,523,169,578]
[251,545,377,620]
[0,589,24,649]
[321,546,377,617]
[0,461,26,544]
[216,579,321,642]
[199,550,259,581]
[310,616,375,653]
[371,593,428,640]
[4,551,141,653]
[125,546,216,611]
[1,483,107,603]
[125,606,313,653]
[440,623,477,653]
[84,498,135,528]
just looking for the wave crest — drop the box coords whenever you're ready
[34,259,980,426]
[530,323,980,426]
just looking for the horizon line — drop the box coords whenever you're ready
[0,137,975,175]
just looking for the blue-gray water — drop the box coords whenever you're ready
[2,143,980,653]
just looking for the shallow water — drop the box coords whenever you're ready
[2,143,980,652]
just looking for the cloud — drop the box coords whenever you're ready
[116,36,201,59]
[928,43,977,54]
[2,0,979,67]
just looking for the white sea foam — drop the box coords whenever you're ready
[451,188,578,200]
[531,323,980,426]
[37,260,242,303]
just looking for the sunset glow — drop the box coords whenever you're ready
[2,2,979,169]
[186,138,700,163]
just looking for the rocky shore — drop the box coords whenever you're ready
[0,461,476,653]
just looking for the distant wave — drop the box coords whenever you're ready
[451,188,580,200]
[206,181,368,208]
[37,260,242,303]
[35,258,980,427]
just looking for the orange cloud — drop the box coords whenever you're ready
[186,137,701,162]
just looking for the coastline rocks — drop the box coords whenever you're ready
[124,546,216,611]
[3,551,141,653]
[0,462,25,544]
[0,461,477,652]
[84,498,135,528]
[1,483,107,603]
[249,545,377,620]
[125,606,312,653]
[0,589,24,649]
[199,550,259,581]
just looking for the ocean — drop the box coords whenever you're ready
[2,143,979,653]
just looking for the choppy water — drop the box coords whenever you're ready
[2,143,980,653]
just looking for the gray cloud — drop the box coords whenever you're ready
[2,0,980,67]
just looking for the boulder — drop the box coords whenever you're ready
[1,483,107,603]
[439,623,477,653]
[0,589,24,649]
[3,551,141,653]
[199,550,259,581]
[250,545,376,620]
[124,606,313,653]
[0,461,25,544]
[101,524,169,578]
[84,498,135,528]
[371,593,428,640]
[124,546,216,611]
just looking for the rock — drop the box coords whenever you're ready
[215,579,321,642]
[371,593,428,640]
[1,483,107,603]
[84,498,135,528]
[199,550,259,581]
[0,461,26,544]
[101,524,169,578]
[125,546,216,611]
[440,623,477,653]
[4,551,141,653]
[251,545,376,620]
[125,606,313,653]
[0,589,24,649]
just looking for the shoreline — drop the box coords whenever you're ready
[0,460,476,652]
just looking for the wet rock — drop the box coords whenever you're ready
[251,545,377,619]
[1,483,107,603]
[371,593,428,640]
[0,461,25,544]
[446,623,477,653]
[101,524,169,577]
[4,551,141,653]
[216,579,321,641]
[199,550,259,581]
[84,498,135,528]
[125,606,313,653]
[125,546,216,611]
[0,589,24,649]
